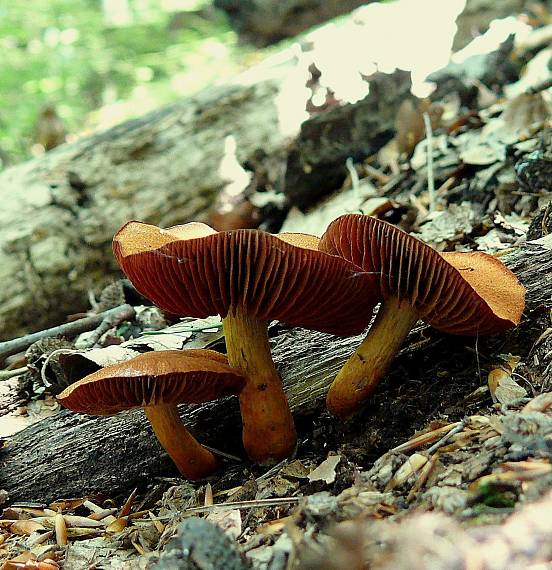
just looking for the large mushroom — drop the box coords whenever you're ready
[319,214,526,418]
[57,349,245,479]
[113,221,379,462]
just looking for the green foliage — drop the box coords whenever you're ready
[0,0,248,162]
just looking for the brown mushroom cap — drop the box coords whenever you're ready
[58,349,245,416]
[113,221,379,336]
[319,214,525,335]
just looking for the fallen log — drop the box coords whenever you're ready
[0,241,550,502]
[0,78,288,340]
[283,70,411,209]
[214,0,372,46]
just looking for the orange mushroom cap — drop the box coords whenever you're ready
[319,214,525,335]
[57,349,245,415]
[112,221,379,336]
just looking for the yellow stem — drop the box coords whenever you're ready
[223,309,296,463]
[145,404,219,479]
[327,297,419,419]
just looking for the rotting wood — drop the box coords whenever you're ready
[283,70,412,209]
[0,78,287,340]
[0,242,550,503]
[214,0,372,46]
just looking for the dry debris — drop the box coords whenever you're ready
[0,391,550,569]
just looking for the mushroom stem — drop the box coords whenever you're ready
[327,297,419,419]
[144,404,219,479]
[223,309,296,463]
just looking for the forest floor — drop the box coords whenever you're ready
[2,17,552,570]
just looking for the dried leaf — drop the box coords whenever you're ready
[279,460,310,480]
[204,483,213,507]
[308,455,341,485]
[62,515,104,528]
[205,508,242,541]
[488,368,527,405]
[106,517,128,533]
[54,512,67,546]
[414,202,475,248]
[10,520,45,536]
[500,92,550,139]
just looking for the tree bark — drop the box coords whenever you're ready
[214,0,373,46]
[0,241,550,503]
[0,79,290,340]
[453,0,526,52]
[283,70,412,209]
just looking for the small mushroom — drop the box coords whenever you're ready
[113,222,378,462]
[57,349,245,479]
[319,214,526,418]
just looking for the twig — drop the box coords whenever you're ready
[423,112,436,213]
[256,458,289,482]
[0,366,28,381]
[377,173,404,196]
[363,163,391,185]
[0,304,136,362]
[79,305,137,349]
[390,422,461,454]
[181,497,301,516]
[345,157,360,196]
[436,175,456,197]
[202,444,242,463]
[427,419,466,455]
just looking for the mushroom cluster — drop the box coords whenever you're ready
[112,221,379,462]
[58,214,524,479]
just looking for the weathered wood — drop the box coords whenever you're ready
[0,79,288,340]
[283,70,412,209]
[0,242,550,503]
[214,0,372,46]
[453,0,526,51]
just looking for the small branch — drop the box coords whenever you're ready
[79,305,138,349]
[181,497,301,516]
[0,366,28,381]
[426,420,466,455]
[363,163,391,185]
[423,112,436,213]
[345,157,361,198]
[0,305,136,363]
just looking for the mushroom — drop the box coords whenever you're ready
[319,214,526,418]
[57,349,245,479]
[112,221,378,462]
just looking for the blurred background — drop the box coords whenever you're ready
[0,0,480,165]
[0,0,257,163]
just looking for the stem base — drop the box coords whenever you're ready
[224,310,296,463]
[145,405,219,479]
